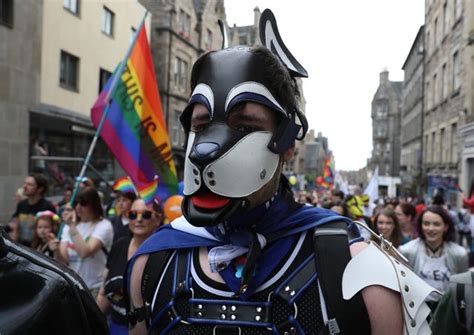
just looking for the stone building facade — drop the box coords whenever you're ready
[400,26,424,195]
[370,70,402,178]
[458,0,474,196]
[0,0,42,223]
[423,0,470,202]
[0,0,149,223]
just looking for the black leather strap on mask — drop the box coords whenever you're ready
[268,108,307,154]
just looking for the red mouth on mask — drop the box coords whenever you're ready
[191,191,230,209]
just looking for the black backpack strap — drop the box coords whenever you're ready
[450,271,474,333]
[313,221,371,335]
[141,250,175,303]
[126,250,174,328]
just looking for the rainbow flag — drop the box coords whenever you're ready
[91,23,178,203]
[321,157,335,190]
[112,176,137,194]
[137,178,159,204]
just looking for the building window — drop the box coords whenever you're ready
[443,2,448,36]
[101,6,114,37]
[179,9,191,39]
[451,123,457,163]
[431,131,436,163]
[376,102,388,117]
[455,0,462,21]
[375,143,381,155]
[174,57,188,93]
[426,81,431,109]
[205,29,212,50]
[453,51,461,91]
[441,63,447,100]
[433,73,438,105]
[99,68,112,94]
[63,0,79,15]
[171,111,182,146]
[440,128,445,163]
[376,123,387,138]
[60,50,79,91]
[423,135,430,163]
[0,0,13,27]
[434,17,439,46]
[426,30,430,55]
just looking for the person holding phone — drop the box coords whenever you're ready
[96,198,163,335]
[55,187,113,298]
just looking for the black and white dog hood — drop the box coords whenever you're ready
[180,9,308,227]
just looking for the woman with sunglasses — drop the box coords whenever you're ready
[96,197,163,335]
[399,205,468,307]
[56,187,114,298]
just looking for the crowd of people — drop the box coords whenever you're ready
[2,7,474,331]
[3,172,474,334]
[1,173,182,334]
[294,182,474,313]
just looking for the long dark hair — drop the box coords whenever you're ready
[416,205,455,242]
[31,215,58,249]
[373,207,403,248]
[74,187,103,221]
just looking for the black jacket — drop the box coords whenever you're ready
[0,229,108,335]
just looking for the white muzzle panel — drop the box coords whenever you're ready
[183,131,280,198]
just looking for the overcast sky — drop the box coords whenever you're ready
[224,0,425,171]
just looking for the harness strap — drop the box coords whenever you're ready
[313,221,371,335]
[189,299,271,326]
[174,250,191,296]
[457,282,466,326]
[142,251,174,302]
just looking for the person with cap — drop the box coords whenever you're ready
[126,9,437,335]
[111,191,137,242]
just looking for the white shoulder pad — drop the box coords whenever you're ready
[342,242,440,335]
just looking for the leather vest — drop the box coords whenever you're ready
[145,231,327,335]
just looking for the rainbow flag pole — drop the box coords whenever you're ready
[69,11,149,205]
[57,12,149,238]
[90,13,178,204]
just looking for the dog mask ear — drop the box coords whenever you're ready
[218,19,229,49]
[259,9,308,78]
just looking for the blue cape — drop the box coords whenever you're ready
[126,203,361,298]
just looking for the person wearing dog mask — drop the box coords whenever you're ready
[126,10,437,335]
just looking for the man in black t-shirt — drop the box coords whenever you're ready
[9,174,56,246]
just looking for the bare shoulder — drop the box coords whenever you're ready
[349,241,368,256]
[128,254,150,335]
[349,241,404,335]
[130,254,150,305]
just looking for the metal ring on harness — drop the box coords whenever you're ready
[352,220,409,265]
[266,291,299,332]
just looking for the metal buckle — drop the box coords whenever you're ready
[213,325,242,335]
[352,220,409,264]
[267,291,299,319]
